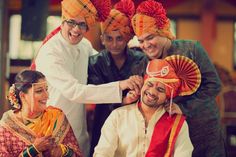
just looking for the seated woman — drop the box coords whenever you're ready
[0,70,82,157]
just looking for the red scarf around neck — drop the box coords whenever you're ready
[145,112,185,157]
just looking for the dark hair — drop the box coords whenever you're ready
[9,70,45,111]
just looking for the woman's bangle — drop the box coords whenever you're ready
[63,146,74,157]
[60,144,67,156]
[26,148,33,157]
[22,145,39,157]
[22,148,30,157]
[31,144,40,154]
[28,145,39,156]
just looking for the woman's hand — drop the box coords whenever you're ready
[33,135,54,152]
[50,145,63,157]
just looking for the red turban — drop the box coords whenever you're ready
[131,0,175,40]
[61,0,111,26]
[101,0,135,40]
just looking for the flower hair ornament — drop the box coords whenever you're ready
[6,84,20,110]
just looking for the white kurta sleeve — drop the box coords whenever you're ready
[93,111,119,157]
[81,38,99,56]
[36,45,122,104]
[173,121,193,157]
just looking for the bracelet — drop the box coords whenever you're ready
[22,145,39,157]
[63,146,74,157]
[22,148,30,157]
[32,144,40,154]
[60,144,67,156]
[26,148,33,157]
[28,145,39,156]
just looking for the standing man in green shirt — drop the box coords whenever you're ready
[131,0,226,157]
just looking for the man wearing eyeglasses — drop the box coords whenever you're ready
[62,19,89,44]
[34,0,143,156]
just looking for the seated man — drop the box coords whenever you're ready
[93,55,202,157]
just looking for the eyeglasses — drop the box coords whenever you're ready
[65,20,88,31]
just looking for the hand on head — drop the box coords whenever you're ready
[119,75,143,94]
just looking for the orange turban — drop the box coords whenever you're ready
[61,0,111,26]
[145,55,201,98]
[131,0,175,40]
[101,0,135,40]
